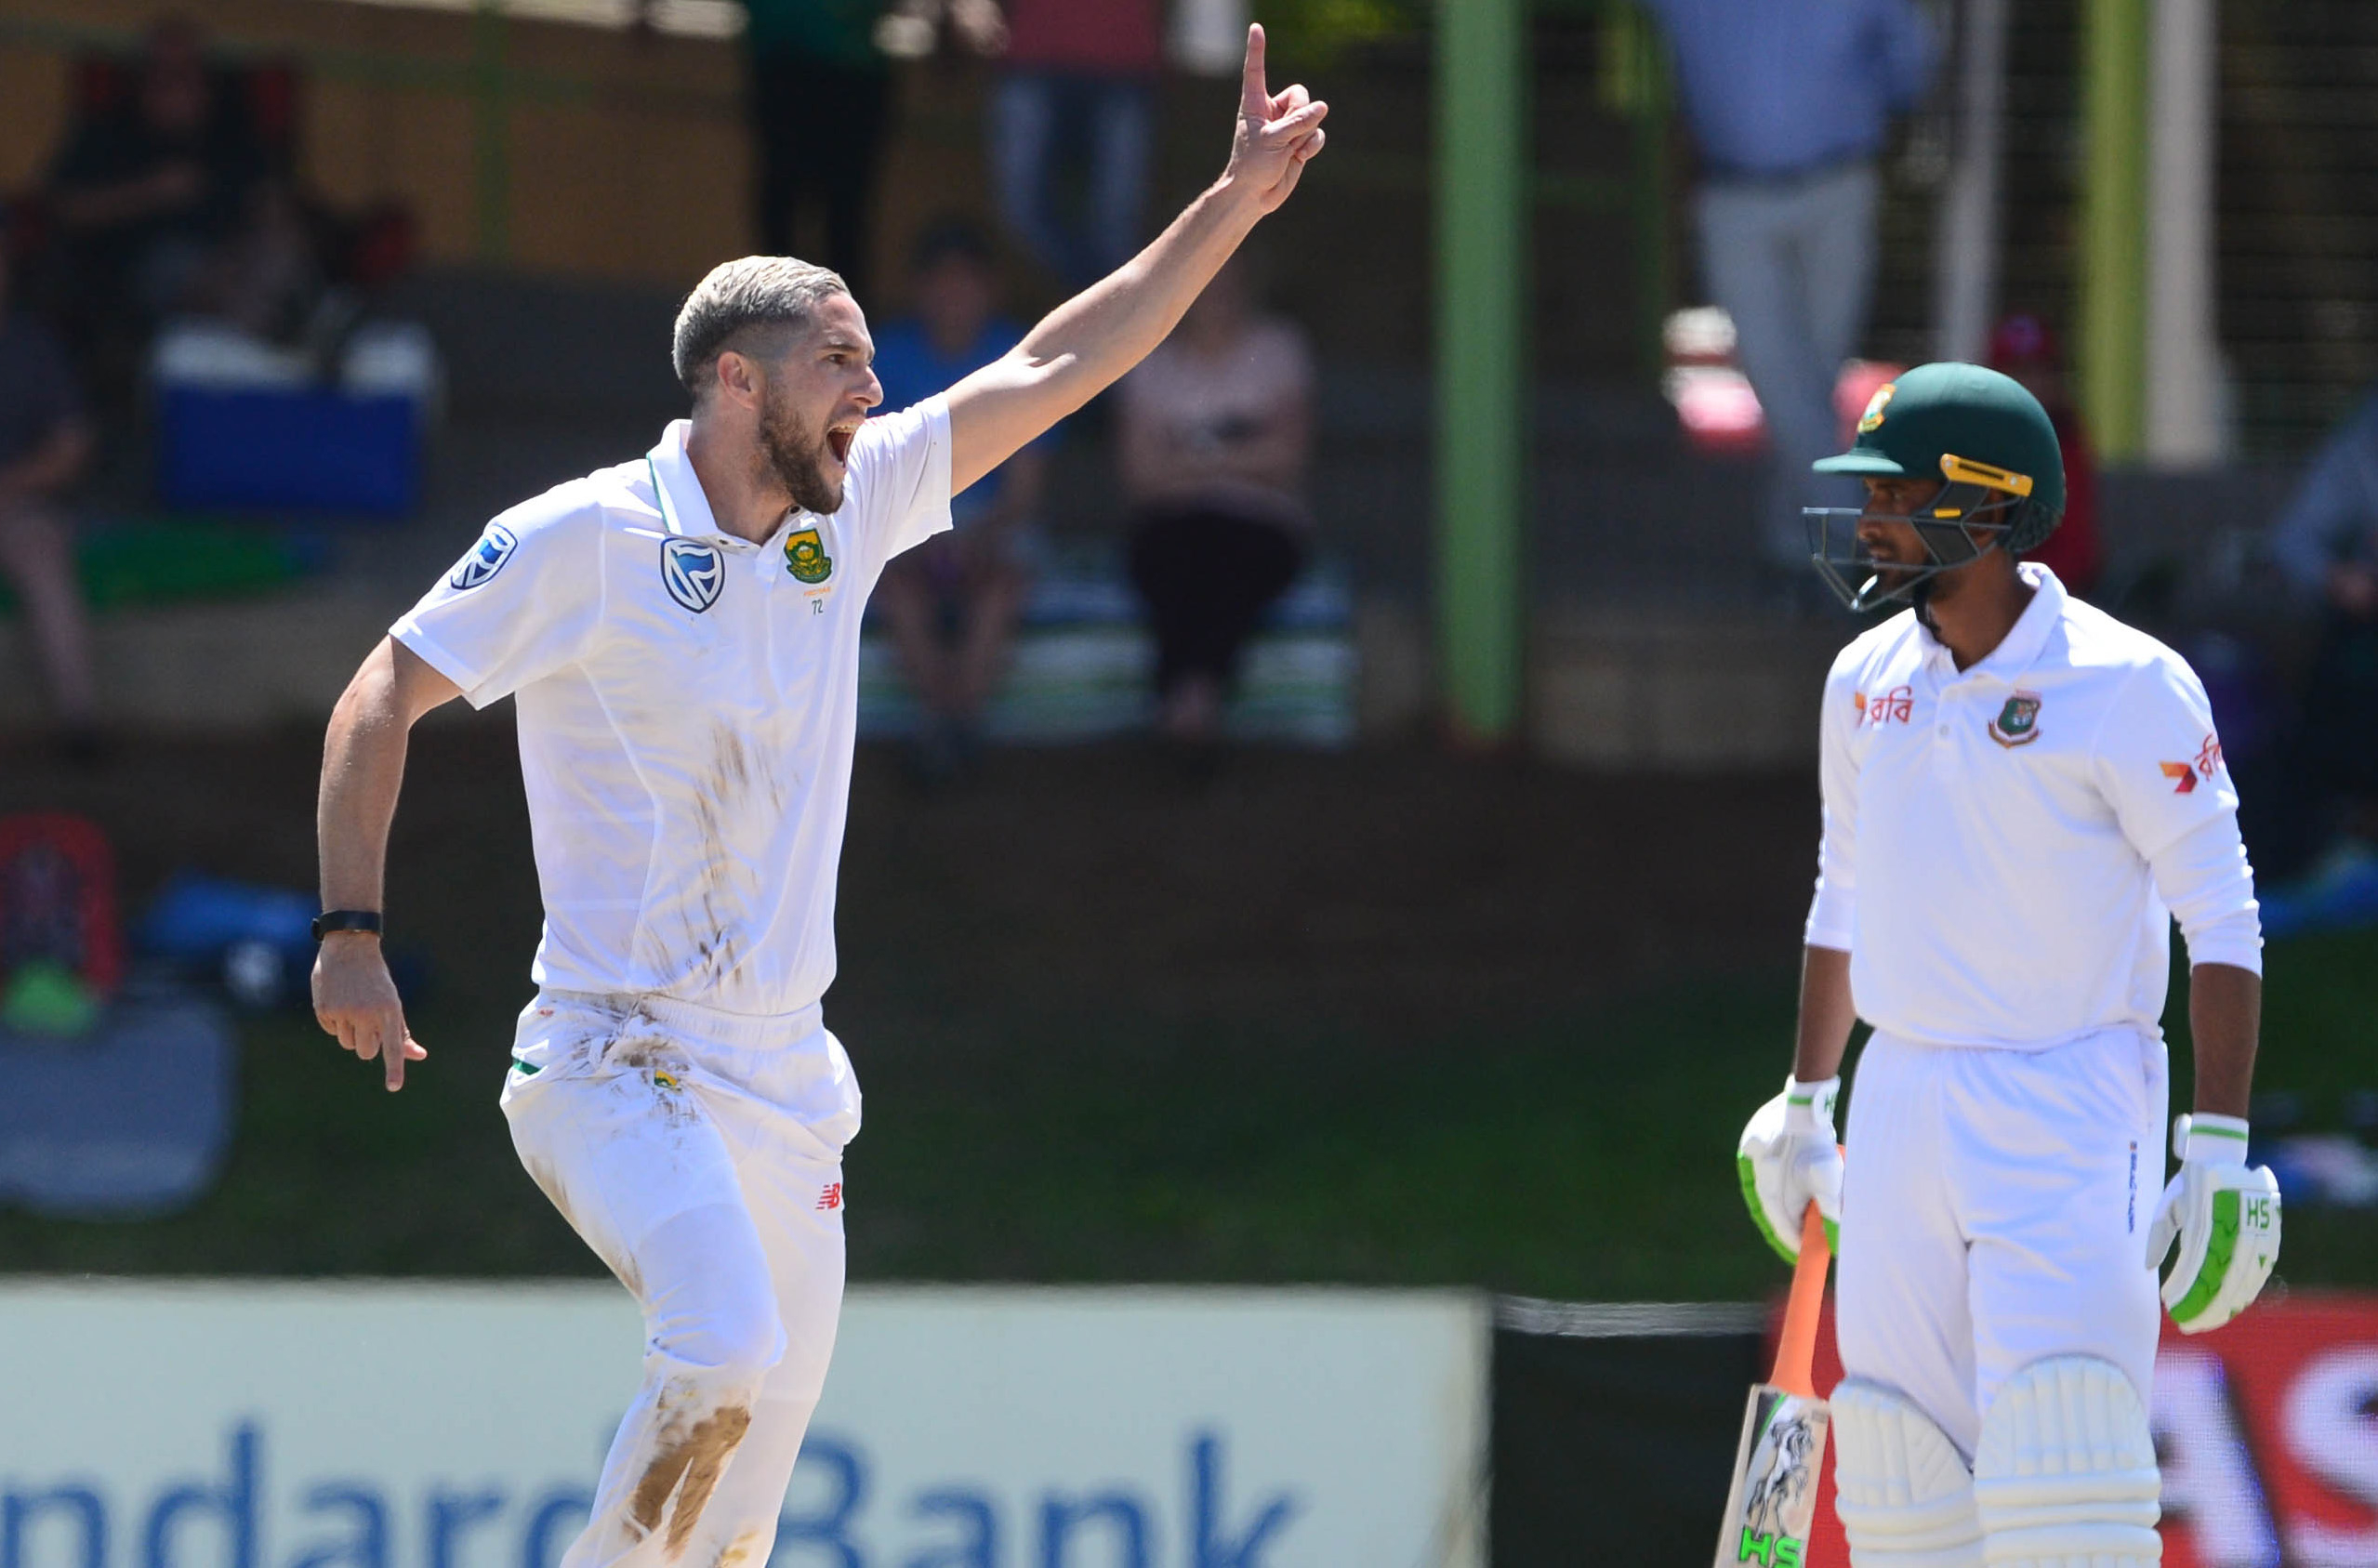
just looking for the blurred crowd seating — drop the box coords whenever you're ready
[13,24,420,392]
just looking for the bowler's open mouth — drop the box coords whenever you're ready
[826,423,858,466]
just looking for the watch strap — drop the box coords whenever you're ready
[312,909,384,941]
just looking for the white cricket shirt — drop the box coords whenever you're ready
[393,402,953,1017]
[1806,563,2261,1050]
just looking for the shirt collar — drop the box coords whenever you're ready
[1918,561,2067,682]
[647,420,806,578]
[646,419,728,541]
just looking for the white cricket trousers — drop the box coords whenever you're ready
[500,989,859,1568]
[1836,1027,2169,1460]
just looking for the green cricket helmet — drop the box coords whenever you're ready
[1804,361,2067,613]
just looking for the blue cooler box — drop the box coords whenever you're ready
[158,387,420,515]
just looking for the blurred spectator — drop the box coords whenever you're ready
[991,0,1160,288]
[2271,389,2378,613]
[875,0,1007,57]
[871,220,1049,783]
[45,17,268,345]
[196,177,334,349]
[742,0,890,294]
[1985,313,2103,598]
[1117,256,1312,754]
[0,219,99,756]
[1640,0,1936,579]
[2261,388,2378,877]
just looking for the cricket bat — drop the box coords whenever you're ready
[1712,1202,1834,1568]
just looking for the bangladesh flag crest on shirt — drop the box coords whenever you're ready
[1988,692,2042,747]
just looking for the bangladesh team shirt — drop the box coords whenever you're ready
[1805,563,2262,1050]
[393,402,953,1018]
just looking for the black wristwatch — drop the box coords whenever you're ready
[312,909,384,941]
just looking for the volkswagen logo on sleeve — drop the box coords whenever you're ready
[449,522,518,590]
[661,537,726,613]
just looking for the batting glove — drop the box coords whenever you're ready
[1737,1075,1843,1264]
[2147,1113,2281,1334]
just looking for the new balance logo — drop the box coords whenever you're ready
[816,1182,843,1211]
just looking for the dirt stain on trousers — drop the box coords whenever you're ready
[628,1397,754,1560]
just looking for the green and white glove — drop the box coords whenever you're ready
[1737,1075,1843,1264]
[2147,1113,2281,1334]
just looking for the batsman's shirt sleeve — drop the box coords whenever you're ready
[1805,646,1864,952]
[846,394,954,574]
[391,486,607,708]
[2092,653,2263,975]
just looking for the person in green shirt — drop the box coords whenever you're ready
[743,0,889,294]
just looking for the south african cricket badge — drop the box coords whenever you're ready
[785,525,834,586]
[1988,691,2043,747]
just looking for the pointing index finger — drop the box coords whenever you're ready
[380,1013,420,1092]
[1239,23,1269,120]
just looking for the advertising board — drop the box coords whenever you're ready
[1788,1295,2378,1567]
[2157,1296,2378,1568]
[0,1283,1486,1568]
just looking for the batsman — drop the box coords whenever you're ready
[1737,363,2282,1566]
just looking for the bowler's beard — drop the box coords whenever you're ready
[759,387,844,515]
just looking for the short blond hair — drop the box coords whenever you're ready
[671,256,850,398]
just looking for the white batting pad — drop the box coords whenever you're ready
[1833,1378,1985,1568]
[1974,1356,2161,1566]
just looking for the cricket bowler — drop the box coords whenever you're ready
[310,31,1324,1566]
[1737,363,2282,1565]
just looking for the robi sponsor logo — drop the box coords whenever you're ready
[2159,735,2226,795]
[1853,686,1913,726]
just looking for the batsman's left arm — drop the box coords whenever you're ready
[2138,810,2262,1118]
[2110,660,2279,1328]
[943,24,1326,494]
[2097,657,2266,1114]
[2186,962,2260,1120]
[2151,953,2278,1332]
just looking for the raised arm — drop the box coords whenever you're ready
[313,636,462,1090]
[943,25,1328,494]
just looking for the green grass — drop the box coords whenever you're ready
[845,974,1810,1299]
[7,929,2374,1299]
[2169,928,2378,1291]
